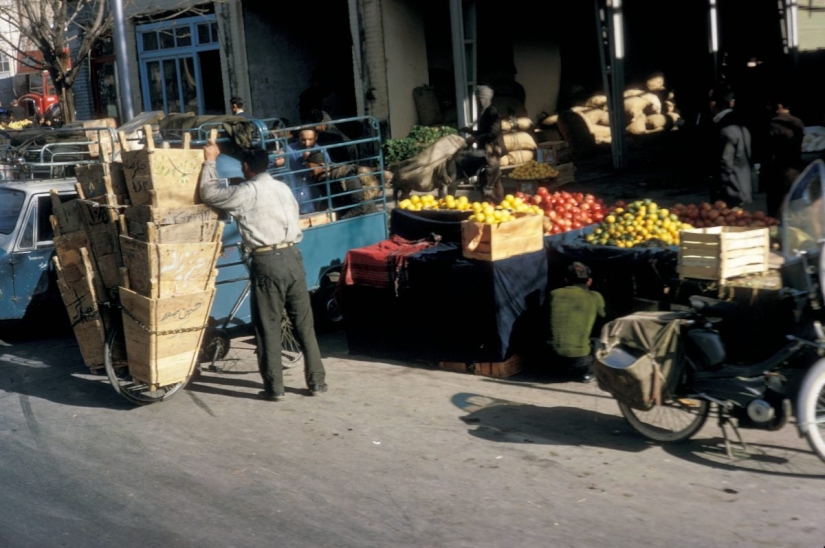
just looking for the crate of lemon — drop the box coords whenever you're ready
[397,194,545,260]
[586,199,693,248]
[461,195,544,261]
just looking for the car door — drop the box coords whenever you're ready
[9,194,61,319]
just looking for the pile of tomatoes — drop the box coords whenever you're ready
[514,189,607,235]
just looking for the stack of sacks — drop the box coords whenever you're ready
[501,127,536,166]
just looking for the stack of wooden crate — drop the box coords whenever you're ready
[116,132,222,389]
[50,161,131,372]
[50,128,221,389]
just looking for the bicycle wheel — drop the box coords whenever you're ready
[798,360,825,462]
[104,326,188,405]
[619,396,710,443]
[281,314,304,370]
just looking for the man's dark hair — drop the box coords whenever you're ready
[305,151,326,165]
[242,148,269,174]
[307,109,325,124]
[567,262,591,284]
[230,96,244,109]
[298,127,317,138]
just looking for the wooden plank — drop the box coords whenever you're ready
[124,204,218,226]
[127,218,220,243]
[76,118,119,160]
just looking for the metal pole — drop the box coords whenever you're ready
[112,0,135,122]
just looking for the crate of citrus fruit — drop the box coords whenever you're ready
[461,194,544,261]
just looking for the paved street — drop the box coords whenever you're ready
[1,325,823,548]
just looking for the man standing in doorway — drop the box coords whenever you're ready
[200,143,328,401]
[230,96,254,120]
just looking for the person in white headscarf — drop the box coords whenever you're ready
[458,85,505,202]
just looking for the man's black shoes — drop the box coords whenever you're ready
[309,384,328,396]
[259,390,285,402]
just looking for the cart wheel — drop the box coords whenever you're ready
[104,326,188,405]
[281,314,304,370]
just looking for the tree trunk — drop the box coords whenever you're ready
[59,87,77,124]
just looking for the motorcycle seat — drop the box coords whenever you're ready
[689,295,739,318]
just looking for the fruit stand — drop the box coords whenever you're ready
[337,182,785,375]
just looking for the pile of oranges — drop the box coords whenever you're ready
[586,199,692,248]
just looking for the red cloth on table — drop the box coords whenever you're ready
[341,234,439,291]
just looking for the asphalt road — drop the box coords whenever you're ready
[1,325,823,548]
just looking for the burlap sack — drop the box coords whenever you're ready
[503,131,537,152]
[501,117,533,132]
[645,114,668,130]
[505,150,534,165]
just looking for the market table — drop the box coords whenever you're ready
[338,209,550,363]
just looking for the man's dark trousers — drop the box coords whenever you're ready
[250,247,325,395]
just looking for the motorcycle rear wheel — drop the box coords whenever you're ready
[619,397,710,443]
[798,361,825,462]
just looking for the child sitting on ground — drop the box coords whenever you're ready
[547,261,606,383]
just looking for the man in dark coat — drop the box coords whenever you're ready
[708,84,753,207]
[763,96,806,218]
[459,85,505,203]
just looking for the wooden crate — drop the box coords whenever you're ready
[439,354,524,378]
[119,287,215,388]
[75,118,120,160]
[50,191,84,235]
[461,213,544,261]
[52,249,106,370]
[123,214,220,243]
[75,162,128,205]
[679,226,770,282]
[121,144,204,208]
[119,235,221,299]
[299,210,337,229]
[536,140,572,166]
[76,196,124,292]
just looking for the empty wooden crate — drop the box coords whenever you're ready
[678,226,770,282]
[121,144,204,208]
[123,204,220,243]
[119,287,215,388]
[119,236,221,299]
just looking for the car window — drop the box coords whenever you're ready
[37,195,56,245]
[0,189,25,235]
[18,203,35,249]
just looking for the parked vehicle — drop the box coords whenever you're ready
[597,160,825,462]
[0,125,119,322]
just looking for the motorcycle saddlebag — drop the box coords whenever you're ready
[595,312,685,411]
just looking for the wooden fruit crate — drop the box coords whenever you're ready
[119,287,215,388]
[52,249,106,370]
[75,162,128,206]
[439,354,524,378]
[120,127,204,208]
[678,226,770,282]
[75,195,125,292]
[461,213,544,261]
[75,118,120,160]
[299,210,337,229]
[536,140,572,166]
[119,236,221,299]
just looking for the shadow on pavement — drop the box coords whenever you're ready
[450,392,650,453]
[662,436,825,479]
[0,333,134,410]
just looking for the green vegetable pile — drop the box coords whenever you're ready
[383,125,458,165]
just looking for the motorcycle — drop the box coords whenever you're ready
[597,160,825,462]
